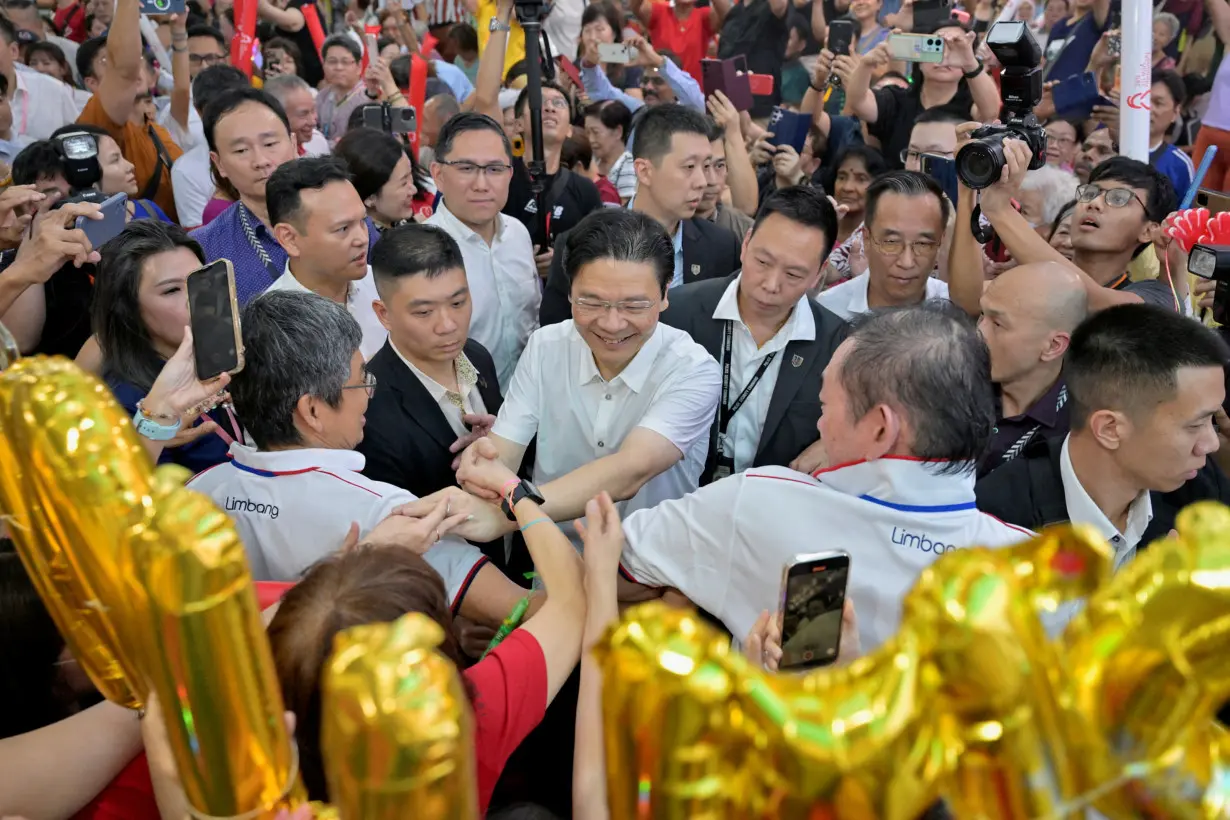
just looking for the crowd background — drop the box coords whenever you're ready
[2,0,1230,813]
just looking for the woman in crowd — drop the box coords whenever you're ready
[850,0,891,55]
[562,134,622,206]
[583,100,635,203]
[1153,13,1180,70]
[1042,118,1082,171]
[579,2,643,97]
[23,41,75,86]
[262,37,307,83]
[34,125,174,222]
[821,144,886,249]
[334,127,434,228]
[1017,164,1079,236]
[1046,199,1077,260]
[93,221,237,472]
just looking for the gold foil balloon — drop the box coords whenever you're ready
[0,356,151,708]
[595,603,949,820]
[133,471,307,817]
[322,612,479,820]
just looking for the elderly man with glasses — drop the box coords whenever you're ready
[187,290,532,630]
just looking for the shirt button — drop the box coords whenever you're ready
[598,440,605,447]
[605,393,612,400]
[992,427,999,434]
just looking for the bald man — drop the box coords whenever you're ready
[977,261,1088,477]
[422,93,461,152]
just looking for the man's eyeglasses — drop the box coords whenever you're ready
[542,97,570,111]
[900,148,953,165]
[1075,183,1147,211]
[341,370,377,398]
[865,233,941,259]
[1045,132,1077,146]
[324,57,357,68]
[570,296,659,316]
[189,52,228,66]
[437,160,514,178]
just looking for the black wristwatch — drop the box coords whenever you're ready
[501,479,546,520]
[963,58,985,80]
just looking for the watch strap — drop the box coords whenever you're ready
[963,58,984,80]
[133,409,182,441]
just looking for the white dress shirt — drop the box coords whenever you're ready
[11,66,82,140]
[618,458,1034,651]
[171,143,212,229]
[266,263,387,361]
[391,341,488,437]
[493,320,721,543]
[157,96,205,151]
[817,272,951,321]
[187,444,488,609]
[1059,435,1152,569]
[300,129,330,157]
[713,276,816,472]
[426,202,541,390]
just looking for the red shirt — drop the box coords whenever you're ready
[54,2,87,42]
[73,754,160,820]
[647,2,714,84]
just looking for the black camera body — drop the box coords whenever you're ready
[51,131,103,193]
[1190,243,1230,325]
[956,21,1048,190]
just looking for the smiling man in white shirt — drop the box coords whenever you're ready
[264,155,386,360]
[400,208,721,549]
[427,111,540,390]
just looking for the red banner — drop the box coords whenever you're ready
[406,53,428,159]
[302,2,327,58]
[230,0,259,77]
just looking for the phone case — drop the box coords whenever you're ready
[77,192,128,251]
[748,73,774,96]
[778,551,850,671]
[597,43,633,64]
[557,55,583,89]
[826,20,855,57]
[1051,72,1102,118]
[768,107,811,153]
[139,0,186,13]
[189,261,245,380]
[701,56,754,112]
[888,33,945,64]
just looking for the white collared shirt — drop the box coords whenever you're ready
[1059,435,1153,569]
[266,263,387,361]
[171,143,212,229]
[11,66,83,141]
[187,444,487,608]
[619,458,1034,651]
[817,272,951,321]
[426,202,540,390]
[493,320,720,543]
[390,340,488,437]
[156,96,205,151]
[300,129,331,157]
[713,276,816,472]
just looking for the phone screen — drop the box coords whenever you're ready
[921,153,959,207]
[779,553,850,670]
[187,260,243,381]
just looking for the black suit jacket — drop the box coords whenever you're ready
[538,216,742,326]
[659,273,850,484]
[358,339,504,500]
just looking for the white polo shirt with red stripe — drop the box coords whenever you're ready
[617,456,1034,651]
[188,443,487,611]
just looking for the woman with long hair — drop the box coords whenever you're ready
[578,2,643,97]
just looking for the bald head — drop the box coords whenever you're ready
[422,94,461,148]
[979,261,1088,385]
[989,261,1087,333]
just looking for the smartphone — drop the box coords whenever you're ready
[75,192,128,251]
[187,259,244,381]
[826,18,855,58]
[747,73,775,96]
[701,57,754,111]
[1106,9,1121,57]
[1197,189,1230,217]
[887,32,945,64]
[921,153,959,208]
[768,107,811,152]
[557,55,583,89]
[778,551,850,671]
[912,0,952,31]
[597,42,635,64]
[139,0,186,13]
[1051,72,1103,120]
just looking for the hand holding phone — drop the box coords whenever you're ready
[888,33,946,63]
[75,192,128,251]
[597,42,636,64]
[778,551,850,670]
[187,259,244,380]
[826,19,855,59]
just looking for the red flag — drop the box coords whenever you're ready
[420,31,438,58]
[406,53,428,159]
[302,2,327,58]
[230,0,259,76]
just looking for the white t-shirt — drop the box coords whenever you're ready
[171,143,212,229]
[817,272,951,321]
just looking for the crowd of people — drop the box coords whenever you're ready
[2,0,1230,813]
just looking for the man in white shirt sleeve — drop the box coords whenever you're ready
[399,208,721,548]
[616,303,1034,652]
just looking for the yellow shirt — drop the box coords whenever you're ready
[476,0,525,79]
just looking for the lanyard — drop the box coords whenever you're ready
[237,203,283,287]
[202,404,242,447]
[717,320,776,438]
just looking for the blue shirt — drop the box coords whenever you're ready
[432,59,474,103]
[190,201,288,306]
[1152,142,1195,202]
[133,199,174,223]
[1044,13,1109,82]
[109,378,232,475]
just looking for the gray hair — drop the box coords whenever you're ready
[1020,165,1080,225]
[263,73,313,105]
[231,291,363,450]
[841,302,995,473]
[1155,12,1180,41]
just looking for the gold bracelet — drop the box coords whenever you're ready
[135,398,179,422]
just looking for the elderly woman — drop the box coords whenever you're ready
[1153,12,1180,70]
[1017,165,1080,236]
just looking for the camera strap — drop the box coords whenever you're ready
[138,124,174,204]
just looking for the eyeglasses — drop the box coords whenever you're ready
[1076,183,1148,211]
[436,160,514,178]
[188,52,227,66]
[571,296,659,316]
[900,148,953,164]
[1046,132,1077,146]
[341,370,377,398]
[542,97,571,111]
[324,57,358,68]
[865,233,941,258]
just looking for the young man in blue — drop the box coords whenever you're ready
[1150,70,1196,200]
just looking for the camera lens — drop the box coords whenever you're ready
[956,138,1007,190]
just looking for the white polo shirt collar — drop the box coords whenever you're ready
[1059,435,1152,568]
[432,200,511,246]
[712,274,816,347]
[573,321,664,394]
[228,443,366,475]
[267,262,387,361]
[813,455,978,512]
[817,272,951,321]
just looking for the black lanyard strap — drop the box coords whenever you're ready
[717,320,776,437]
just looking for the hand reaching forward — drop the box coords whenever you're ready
[455,436,518,501]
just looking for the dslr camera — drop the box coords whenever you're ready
[956,21,1048,190]
[1190,243,1230,325]
[50,130,108,207]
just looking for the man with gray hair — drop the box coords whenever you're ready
[188,291,532,627]
[264,73,330,157]
[613,302,1033,652]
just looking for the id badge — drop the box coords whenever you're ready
[713,463,733,481]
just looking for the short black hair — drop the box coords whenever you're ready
[563,209,674,296]
[335,127,407,201]
[1066,304,1229,427]
[389,53,411,88]
[0,14,15,44]
[584,100,632,143]
[580,1,624,41]
[76,35,106,81]
[11,140,66,186]
[514,80,567,118]
[0,72,7,97]
[321,33,361,63]
[1087,156,1176,224]
[263,36,304,68]
[864,170,951,231]
[561,134,593,172]
[186,24,227,49]
[434,111,512,162]
[1152,68,1187,107]
[751,187,840,269]
[630,103,711,163]
[266,155,354,227]
[191,64,250,116]
[447,21,478,51]
[821,144,887,206]
[370,223,466,297]
[202,86,290,154]
[912,106,966,127]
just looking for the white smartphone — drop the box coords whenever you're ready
[598,42,636,64]
[887,32,946,64]
[778,550,851,671]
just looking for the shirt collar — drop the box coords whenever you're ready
[843,273,872,315]
[276,261,363,306]
[572,319,665,394]
[227,442,367,474]
[433,201,505,244]
[1059,435,1153,557]
[812,455,978,511]
[1020,379,1067,427]
[389,339,476,403]
[712,273,817,345]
